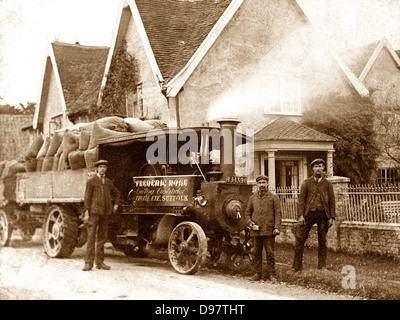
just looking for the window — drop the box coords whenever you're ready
[262,74,301,115]
[49,114,62,135]
[378,168,399,184]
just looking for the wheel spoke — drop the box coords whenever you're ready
[186,230,195,243]
[43,206,78,258]
[168,222,207,274]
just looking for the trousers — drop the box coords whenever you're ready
[252,236,276,276]
[293,210,328,270]
[85,214,110,266]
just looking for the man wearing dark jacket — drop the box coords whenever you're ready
[293,158,335,271]
[82,160,121,271]
[245,175,282,283]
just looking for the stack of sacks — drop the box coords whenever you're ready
[42,132,64,171]
[35,136,50,172]
[0,160,8,178]
[85,121,131,168]
[144,119,168,129]
[96,116,129,132]
[0,160,18,179]
[57,130,80,170]
[23,136,44,172]
[68,127,90,170]
[2,160,26,202]
[5,161,26,177]
[123,117,154,132]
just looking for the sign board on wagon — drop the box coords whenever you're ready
[132,175,199,206]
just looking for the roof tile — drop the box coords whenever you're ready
[52,42,109,116]
[255,117,336,142]
[135,0,232,82]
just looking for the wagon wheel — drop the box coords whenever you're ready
[42,206,78,258]
[0,209,12,247]
[168,221,208,274]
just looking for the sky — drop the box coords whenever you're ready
[0,0,399,106]
[0,0,121,106]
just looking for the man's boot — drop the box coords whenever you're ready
[82,263,92,271]
[96,262,111,270]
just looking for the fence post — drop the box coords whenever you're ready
[327,176,350,251]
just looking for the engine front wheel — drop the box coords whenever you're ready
[42,206,78,258]
[168,221,207,275]
[0,209,12,247]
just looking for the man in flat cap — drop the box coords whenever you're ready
[292,158,335,271]
[82,160,121,271]
[245,175,282,283]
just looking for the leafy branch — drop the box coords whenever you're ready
[96,41,139,118]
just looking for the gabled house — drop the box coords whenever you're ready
[34,41,109,136]
[340,37,400,183]
[341,37,400,106]
[103,0,368,187]
[34,1,399,187]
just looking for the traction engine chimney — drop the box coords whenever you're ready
[217,118,240,182]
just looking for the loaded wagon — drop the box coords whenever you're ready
[1,119,254,274]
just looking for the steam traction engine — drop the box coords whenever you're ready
[11,119,253,275]
[103,119,254,274]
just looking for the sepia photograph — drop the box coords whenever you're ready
[0,0,400,309]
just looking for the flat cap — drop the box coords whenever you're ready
[95,159,109,167]
[256,175,268,182]
[310,158,325,168]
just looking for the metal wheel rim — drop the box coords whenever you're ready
[44,209,65,256]
[168,222,207,274]
[0,210,9,246]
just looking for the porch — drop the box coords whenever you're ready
[252,117,336,189]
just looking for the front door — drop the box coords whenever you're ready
[276,160,299,188]
[263,156,306,190]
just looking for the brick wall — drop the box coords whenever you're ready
[339,223,400,258]
[0,114,34,161]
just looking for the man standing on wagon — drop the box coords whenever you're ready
[292,158,336,271]
[82,160,121,271]
[245,175,282,283]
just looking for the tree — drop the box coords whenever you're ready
[0,101,35,115]
[374,105,400,167]
[97,41,139,118]
[301,94,380,184]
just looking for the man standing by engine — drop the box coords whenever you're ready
[82,160,121,271]
[292,158,335,271]
[245,175,282,283]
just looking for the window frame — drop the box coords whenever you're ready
[262,74,302,116]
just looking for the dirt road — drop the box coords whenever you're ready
[0,230,357,301]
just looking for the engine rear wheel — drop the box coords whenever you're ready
[0,209,12,247]
[42,206,78,258]
[168,221,207,275]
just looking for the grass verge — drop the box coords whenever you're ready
[213,242,400,300]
